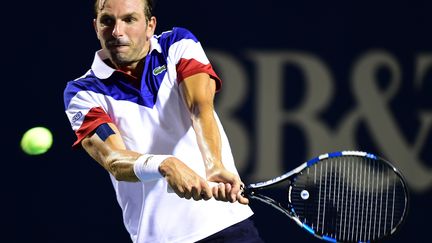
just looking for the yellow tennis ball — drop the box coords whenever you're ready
[21,127,53,155]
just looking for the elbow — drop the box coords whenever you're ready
[109,166,126,181]
[107,160,139,182]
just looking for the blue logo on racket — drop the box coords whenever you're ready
[300,190,309,200]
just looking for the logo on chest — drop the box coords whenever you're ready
[153,65,167,76]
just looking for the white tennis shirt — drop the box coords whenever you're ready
[64,27,253,243]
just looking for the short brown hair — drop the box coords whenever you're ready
[94,0,155,21]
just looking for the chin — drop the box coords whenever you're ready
[111,54,132,66]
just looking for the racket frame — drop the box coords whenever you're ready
[244,151,409,243]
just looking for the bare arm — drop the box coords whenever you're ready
[81,123,212,200]
[181,73,249,204]
[81,123,141,181]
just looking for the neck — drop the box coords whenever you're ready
[116,59,145,77]
[108,42,151,78]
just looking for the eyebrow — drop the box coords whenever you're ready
[98,0,107,11]
[98,12,141,19]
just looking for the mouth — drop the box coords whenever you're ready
[108,44,130,52]
[106,39,130,50]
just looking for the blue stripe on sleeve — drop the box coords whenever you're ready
[95,123,115,141]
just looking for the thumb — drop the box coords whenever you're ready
[237,194,250,205]
[236,185,249,205]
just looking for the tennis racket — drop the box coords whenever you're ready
[242,151,409,243]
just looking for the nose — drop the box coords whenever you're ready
[112,20,124,38]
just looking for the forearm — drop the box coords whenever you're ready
[191,108,248,203]
[191,106,224,177]
[82,127,168,182]
[180,73,226,177]
[180,73,249,203]
[79,122,214,200]
[104,149,141,181]
[82,136,140,181]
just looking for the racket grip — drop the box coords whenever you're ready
[241,185,251,197]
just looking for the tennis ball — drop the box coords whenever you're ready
[21,127,53,155]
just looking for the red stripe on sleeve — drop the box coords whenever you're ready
[176,58,222,92]
[72,107,113,148]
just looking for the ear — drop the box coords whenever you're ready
[146,16,157,39]
[93,19,100,39]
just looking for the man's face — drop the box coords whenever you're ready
[94,0,156,68]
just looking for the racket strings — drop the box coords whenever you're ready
[291,156,407,242]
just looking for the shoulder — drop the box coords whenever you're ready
[64,70,98,94]
[154,27,201,50]
[170,27,199,42]
[63,70,101,108]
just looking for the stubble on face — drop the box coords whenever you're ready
[105,36,136,66]
[96,0,151,70]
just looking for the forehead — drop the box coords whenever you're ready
[98,0,145,15]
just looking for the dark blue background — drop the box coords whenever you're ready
[3,1,431,242]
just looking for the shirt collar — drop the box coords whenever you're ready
[91,36,162,79]
[91,50,115,79]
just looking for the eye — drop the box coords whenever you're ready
[100,15,115,27]
[123,16,137,23]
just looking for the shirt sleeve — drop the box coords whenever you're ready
[169,28,222,92]
[64,83,113,148]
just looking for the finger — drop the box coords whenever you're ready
[229,179,241,202]
[212,184,219,199]
[200,181,213,200]
[236,183,249,204]
[184,186,192,199]
[192,187,201,201]
[216,182,226,201]
[237,194,250,205]
[224,183,235,202]
[175,188,185,198]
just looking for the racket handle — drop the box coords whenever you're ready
[241,185,252,197]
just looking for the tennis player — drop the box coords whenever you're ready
[63,0,263,242]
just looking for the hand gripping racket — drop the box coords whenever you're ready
[242,151,409,243]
